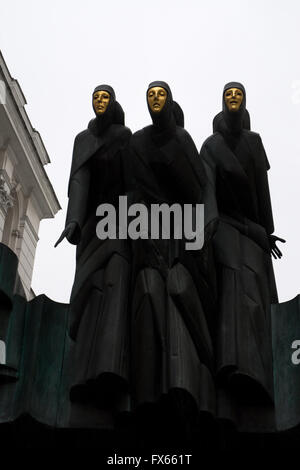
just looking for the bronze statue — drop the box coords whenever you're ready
[200,82,285,411]
[55,85,132,409]
[129,81,216,429]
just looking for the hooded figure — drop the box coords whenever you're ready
[128,81,217,435]
[199,82,285,430]
[55,85,132,410]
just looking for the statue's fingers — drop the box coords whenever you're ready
[54,238,62,248]
[277,237,286,244]
[274,245,283,256]
[69,225,77,238]
[54,232,66,248]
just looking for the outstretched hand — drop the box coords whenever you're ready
[268,234,286,259]
[54,222,78,247]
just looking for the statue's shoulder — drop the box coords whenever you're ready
[131,127,149,146]
[201,132,222,149]
[133,126,150,137]
[175,127,199,154]
[198,134,223,171]
[75,129,89,139]
[122,125,132,139]
[175,126,188,138]
[243,130,270,168]
[175,126,192,142]
[111,124,132,140]
[107,125,132,149]
[243,129,262,143]
[73,129,91,145]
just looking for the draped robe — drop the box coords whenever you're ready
[200,129,277,405]
[66,122,132,406]
[129,124,217,418]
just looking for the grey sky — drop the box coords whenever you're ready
[0,0,299,302]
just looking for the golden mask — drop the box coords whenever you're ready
[93,90,110,114]
[147,86,167,113]
[224,87,244,112]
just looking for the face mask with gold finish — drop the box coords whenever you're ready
[224,87,244,112]
[219,82,247,134]
[93,90,111,115]
[147,86,167,113]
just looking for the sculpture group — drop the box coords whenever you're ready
[55,80,285,432]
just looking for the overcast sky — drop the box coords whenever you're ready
[0,0,299,303]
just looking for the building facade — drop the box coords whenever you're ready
[0,51,60,299]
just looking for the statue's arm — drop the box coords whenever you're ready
[199,142,219,243]
[181,130,207,189]
[255,135,286,258]
[55,164,90,247]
